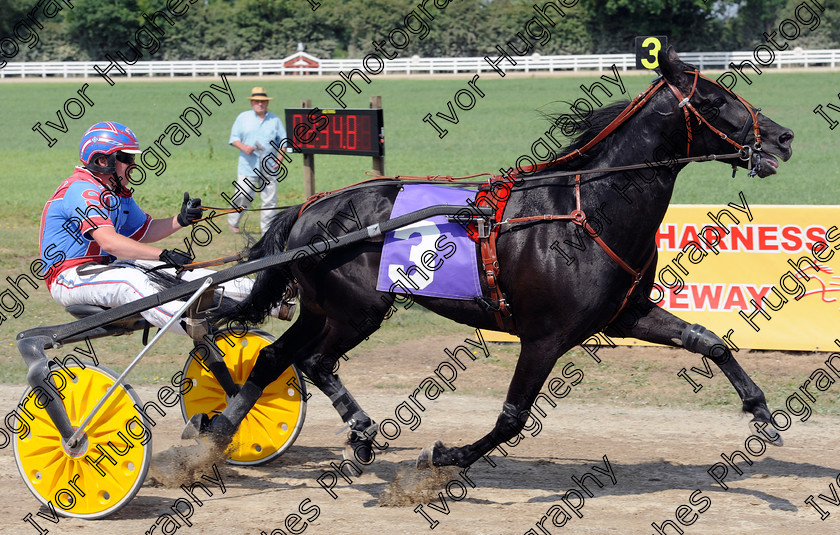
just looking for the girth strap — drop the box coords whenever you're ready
[477,220,515,334]
[492,175,658,327]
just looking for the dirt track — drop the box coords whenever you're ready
[2,336,839,535]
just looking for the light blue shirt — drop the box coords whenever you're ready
[229,110,287,176]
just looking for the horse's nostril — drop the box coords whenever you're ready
[779,130,794,145]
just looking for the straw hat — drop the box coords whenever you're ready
[247,87,273,101]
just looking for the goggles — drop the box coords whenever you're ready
[115,152,135,164]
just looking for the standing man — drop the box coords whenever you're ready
[228,86,287,235]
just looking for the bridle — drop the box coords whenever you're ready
[665,68,765,177]
[517,67,766,179]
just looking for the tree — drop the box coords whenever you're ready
[8,0,836,63]
[0,0,27,38]
[64,0,141,60]
[719,0,788,49]
[0,0,85,63]
[579,0,725,52]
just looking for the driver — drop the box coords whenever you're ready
[39,121,292,334]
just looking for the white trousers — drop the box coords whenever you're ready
[226,173,277,235]
[50,260,253,336]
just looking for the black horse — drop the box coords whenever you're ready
[194,48,794,469]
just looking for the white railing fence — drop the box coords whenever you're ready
[2,49,838,79]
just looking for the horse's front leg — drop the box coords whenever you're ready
[419,338,564,468]
[604,299,782,445]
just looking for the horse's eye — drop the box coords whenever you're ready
[698,99,718,111]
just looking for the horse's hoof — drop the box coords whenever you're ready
[207,413,236,437]
[417,440,444,469]
[182,413,235,451]
[749,419,783,446]
[343,419,378,466]
[343,440,374,465]
[181,413,210,440]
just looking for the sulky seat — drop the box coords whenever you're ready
[64,304,149,336]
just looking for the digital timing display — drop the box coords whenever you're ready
[285,108,384,157]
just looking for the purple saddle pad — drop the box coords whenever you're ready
[376,184,482,300]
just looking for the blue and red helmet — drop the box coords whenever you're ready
[79,121,141,174]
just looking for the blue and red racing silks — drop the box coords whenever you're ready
[39,167,151,290]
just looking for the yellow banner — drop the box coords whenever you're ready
[483,205,840,351]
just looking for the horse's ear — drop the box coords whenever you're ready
[658,46,690,90]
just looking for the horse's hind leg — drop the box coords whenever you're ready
[294,321,381,463]
[196,311,381,463]
[604,299,782,445]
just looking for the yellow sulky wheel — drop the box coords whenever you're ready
[14,363,151,519]
[180,329,307,466]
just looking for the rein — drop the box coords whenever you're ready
[192,149,744,225]
[178,152,741,273]
[191,204,297,224]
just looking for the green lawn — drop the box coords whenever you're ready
[2,70,836,217]
[0,70,836,384]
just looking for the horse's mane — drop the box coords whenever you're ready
[537,99,631,174]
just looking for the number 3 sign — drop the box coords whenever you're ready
[635,36,668,70]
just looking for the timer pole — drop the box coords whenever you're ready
[371,95,385,176]
[301,98,316,197]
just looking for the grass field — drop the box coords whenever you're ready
[0,70,837,390]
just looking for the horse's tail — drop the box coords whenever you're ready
[212,204,303,327]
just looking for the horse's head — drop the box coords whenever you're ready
[657,47,794,178]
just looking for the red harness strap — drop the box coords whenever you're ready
[468,181,516,333]
[472,174,657,331]
[478,222,514,332]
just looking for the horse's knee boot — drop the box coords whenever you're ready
[681,324,729,363]
[492,402,527,442]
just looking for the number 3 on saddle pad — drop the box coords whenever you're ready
[180,329,307,466]
[377,184,483,300]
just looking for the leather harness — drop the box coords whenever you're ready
[196,68,764,336]
[469,174,658,334]
[462,69,764,333]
